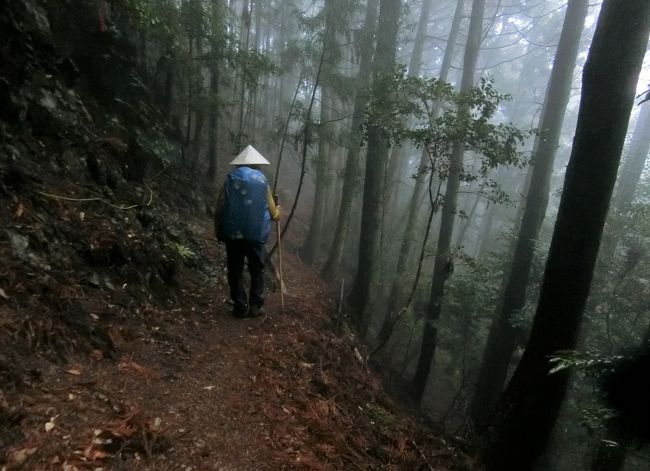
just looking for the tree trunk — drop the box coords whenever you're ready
[469,0,589,429]
[162,46,175,123]
[384,0,435,212]
[328,120,346,226]
[235,0,252,151]
[301,86,332,264]
[185,34,194,156]
[481,2,650,469]
[206,0,224,182]
[476,201,495,257]
[375,0,464,343]
[192,36,206,161]
[301,0,339,265]
[348,0,401,328]
[455,186,483,247]
[321,0,379,281]
[205,65,219,181]
[412,0,486,402]
[613,103,650,213]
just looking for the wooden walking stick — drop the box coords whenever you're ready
[274,194,285,312]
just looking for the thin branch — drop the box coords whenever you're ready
[268,50,326,258]
[370,149,443,357]
[37,191,139,211]
[274,67,305,193]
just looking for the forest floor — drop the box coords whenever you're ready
[1,2,477,466]
[1,213,476,470]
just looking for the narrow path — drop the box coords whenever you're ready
[3,222,469,470]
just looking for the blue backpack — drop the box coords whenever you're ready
[221,166,271,243]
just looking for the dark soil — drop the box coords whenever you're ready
[1,216,475,470]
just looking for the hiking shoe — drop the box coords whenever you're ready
[248,305,266,317]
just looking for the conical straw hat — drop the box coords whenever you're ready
[229,145,271,165]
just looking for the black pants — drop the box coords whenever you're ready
[225,240,266,315]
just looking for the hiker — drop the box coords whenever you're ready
[215,145,280,318]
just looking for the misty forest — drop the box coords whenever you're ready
[2,0,650,469]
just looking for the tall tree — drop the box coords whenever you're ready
[612,104,650,214]
[383,0,435,212]
[206,0,225,182]
[235,0,253,151]
[376,0,465,345]
[469,0,590,428]
[321,0,379,280]
[481,1,650,469]
[348,0,401,327]
[412,0,486,402]
[301,0,342,265]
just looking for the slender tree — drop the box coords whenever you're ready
[321,0,379,280]
[481,1,650,469]
[376,0,465,346]
[412,0,486,402]
[348,0,401,327]
[469,0,590,428]
[206,0,225,182]
[384,0,435,212]
[612,104,650,214]
[235,0,253,151]
[301,0,343,264]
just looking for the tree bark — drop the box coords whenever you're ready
[301,86,332,264]
[469,0,589,429]
[321,0,379,280]
[162,46,175,123]
[348,0,401,327]
[412,0,486,402]
[455,186,483,247]
[301,0,339,264]
[384,0,435,212]
[613,103,650,213]
[235,0,252,151]
[206,0,225,182]
[481,2,650,469]
[376,0,464,344]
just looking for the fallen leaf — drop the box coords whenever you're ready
[82,445,110,461]
[118,359,157,380]
[0,288,8,300]
[45,420,55,432]
[15,202,24,218]
[203,385,216,390]
[10,447,37,464]
[65,369,82,376]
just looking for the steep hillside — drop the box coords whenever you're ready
[0,1,476,469]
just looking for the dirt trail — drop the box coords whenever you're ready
[1,221,472,470]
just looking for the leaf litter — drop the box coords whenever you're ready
[0,217,477,470]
